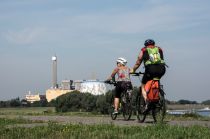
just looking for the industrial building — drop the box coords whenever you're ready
[25,91,46,103]
[45,55,74,102]
[45,55,108,102]
[26,55,108,102]
[46,89,73,102]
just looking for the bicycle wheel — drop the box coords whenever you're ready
[122,90,132,121]
[152,89,166,123]
[136,93,147,123]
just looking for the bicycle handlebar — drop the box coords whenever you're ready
[130,72,144,76]
[104,80,117,85]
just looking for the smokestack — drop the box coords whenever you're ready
[52,55,58,89]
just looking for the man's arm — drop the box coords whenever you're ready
[132,50,143,72]
[158,47,164,60]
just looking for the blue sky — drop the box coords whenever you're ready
[0,0,210,102]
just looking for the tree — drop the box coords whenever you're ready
[21,99,31,107]
[55,91,83,112]
[0,101,6,108]
[10,97,21,107]
[178,99,198,104]
[202,100,210,105]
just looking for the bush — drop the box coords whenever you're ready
[55,91,115,114]
[96,91,113,114]
[178,99,198,104]
[9,98,21,107]
[54,88,140,114]
[81,93,97,112]
[55,91,99,112]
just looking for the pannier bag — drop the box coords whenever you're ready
[145,80,160,102]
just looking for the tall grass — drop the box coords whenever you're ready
[0,117,44,127]
[0,121,210,139]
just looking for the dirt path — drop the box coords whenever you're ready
[1,115,210,128]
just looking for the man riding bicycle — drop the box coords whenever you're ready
[106,57,132,114]
[130,39,166,110]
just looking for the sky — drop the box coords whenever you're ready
[0,0,210,102]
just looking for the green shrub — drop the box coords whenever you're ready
[55,91,115,114]
[55,91,98,113]
[54,89,139,114]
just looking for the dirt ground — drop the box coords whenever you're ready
[1,115,210,128]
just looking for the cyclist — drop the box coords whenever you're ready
[130,39,166,109]
[106,57,132,114]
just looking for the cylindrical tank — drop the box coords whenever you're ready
[80,80,107,95]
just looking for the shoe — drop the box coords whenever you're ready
[112,110,118,115]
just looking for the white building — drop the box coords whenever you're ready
[25,91,45,103]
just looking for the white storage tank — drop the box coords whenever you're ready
[79,80,107,95]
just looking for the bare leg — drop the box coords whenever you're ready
[114,98,119,111]
[141,84,147,102]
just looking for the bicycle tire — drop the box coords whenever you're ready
[122,90,133,121]
[152,89,166,123]
[136,92,147,123]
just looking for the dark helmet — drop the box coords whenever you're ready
[144,39,155,46]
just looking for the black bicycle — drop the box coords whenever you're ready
[131,72,166,123]
[104,80,133,121]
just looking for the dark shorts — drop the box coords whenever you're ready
[115,81,132,98]
[142,64,166,84]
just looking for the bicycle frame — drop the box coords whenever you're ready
[104,80,133,121]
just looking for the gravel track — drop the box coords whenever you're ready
[1,115,210,128]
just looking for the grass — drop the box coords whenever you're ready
[1,107,210,121]
[0,117,44,127]
[0,122,210,139]
[0,118,28,126]
[0,107,55,115]
[0,107,109,117]
[0,107,210,139]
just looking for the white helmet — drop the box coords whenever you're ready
[116,57,127,65]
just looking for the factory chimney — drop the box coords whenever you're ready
[52,55,58,89]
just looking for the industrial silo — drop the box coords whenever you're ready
[79,80,107,95]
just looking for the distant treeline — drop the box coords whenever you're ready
[0,97,50,108]
[0,89,210,113]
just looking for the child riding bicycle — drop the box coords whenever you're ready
[130,39,166,111]
[106,57,132,114]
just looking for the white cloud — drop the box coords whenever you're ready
[64,3,209,35]
[2,1,209,47]
[3,27,46,45]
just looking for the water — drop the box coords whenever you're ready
[197,111,210,117]
[167,109,210,117]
